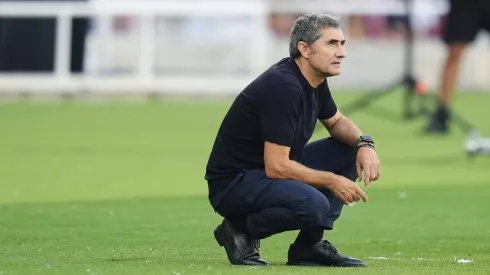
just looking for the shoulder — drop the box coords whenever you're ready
[242,57,304,103]
[259,71,303,104]
[260,59,304,95]
[267,71,302,90]
[259,59,302,85]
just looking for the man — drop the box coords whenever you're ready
[426,0,490,133]
[205,13,381,267]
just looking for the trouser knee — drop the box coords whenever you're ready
[326,138,357,168]
[295,194,330,227]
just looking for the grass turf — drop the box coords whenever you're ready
[1,91,490,274]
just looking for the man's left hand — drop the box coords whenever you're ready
[356,144,381,187]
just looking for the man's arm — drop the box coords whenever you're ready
[317,82,364,147]
[264,141,368,204]
[321,110,381,186]
[320,110,363,147]
[264,141,339,188]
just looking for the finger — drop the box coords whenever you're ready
[353,191,360,201]
[357,186,369,202]
[344,197,353,206]
[345,193,354,205]
[377,164,382,180]
[349,193,357,204]
[375,163,381,180]
[363,166,371,187]
[345,190,356,204]
[371,164,377,181]
[356,161,362,182]
[348,187,360,203]
[338,192,350,205]
[341,195,349,205]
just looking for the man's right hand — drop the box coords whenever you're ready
[328,175,368,205]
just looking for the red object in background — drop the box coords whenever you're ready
[415,81,429,95]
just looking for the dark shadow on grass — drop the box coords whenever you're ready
[105,257,150,262]
[73,257,152,265]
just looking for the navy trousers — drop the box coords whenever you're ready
[210,137,357,240]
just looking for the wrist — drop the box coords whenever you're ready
[357,143,375,153]
[355,135,374,147]
[325,174,341,189]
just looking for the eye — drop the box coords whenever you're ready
[326,39,345,46]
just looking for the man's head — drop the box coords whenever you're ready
[289,13,346,77]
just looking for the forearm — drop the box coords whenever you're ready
[266,159,339,189]
[327,116,363,147]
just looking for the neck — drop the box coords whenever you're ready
[294,58,325,88]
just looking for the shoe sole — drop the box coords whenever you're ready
[287,261,365,267]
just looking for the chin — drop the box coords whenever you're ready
[326,69,341,77]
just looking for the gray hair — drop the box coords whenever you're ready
[289,13,340,58]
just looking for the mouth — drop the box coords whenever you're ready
[332,61,341,66]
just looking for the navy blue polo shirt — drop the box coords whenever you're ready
[205,57,338,197]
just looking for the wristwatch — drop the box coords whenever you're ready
[355,135,374,147]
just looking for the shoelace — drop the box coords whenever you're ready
[252,239,260,250]
[322,240,338,254]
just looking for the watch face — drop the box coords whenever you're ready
[361,136,373,142]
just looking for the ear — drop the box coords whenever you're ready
[297,41,311,58]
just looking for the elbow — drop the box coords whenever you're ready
[265,161,289,179]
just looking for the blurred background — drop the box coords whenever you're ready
[0,0,488,92]
[0,1,489,273]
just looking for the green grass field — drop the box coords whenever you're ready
[1,91,490,274]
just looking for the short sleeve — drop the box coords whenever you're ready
[257,82,303,147]
[318,82,338,120]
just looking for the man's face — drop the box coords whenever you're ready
[307,27,347,77]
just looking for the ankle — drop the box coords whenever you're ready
[294,227,324,247]
[229,217,249,235]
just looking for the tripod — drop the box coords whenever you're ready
[335,0,429,121]
[333,0,480,136]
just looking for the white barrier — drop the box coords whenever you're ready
[0,0,453,95]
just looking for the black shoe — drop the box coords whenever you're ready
[425,105,450,134]
[426,114,448,133]
[287,240,365,267]
[214,219,268,266]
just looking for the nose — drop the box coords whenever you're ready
[336,45,347,58]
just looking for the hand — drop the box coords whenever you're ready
[329,175,368,205]
[356,144,381,187]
